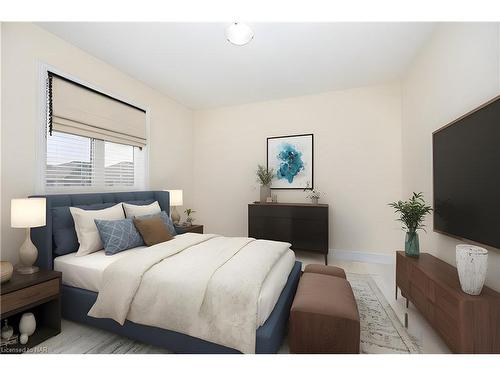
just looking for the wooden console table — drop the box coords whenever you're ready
[248,202,329,264]
[396,251,500,353]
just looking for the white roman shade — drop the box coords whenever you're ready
[49,74,147,148]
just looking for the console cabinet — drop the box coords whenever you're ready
[396,251,500,353]
[248,202,329,264]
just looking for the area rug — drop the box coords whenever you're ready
[37,273,421,354]
[347,273,422,354]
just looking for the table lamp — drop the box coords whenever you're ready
[11,198,46,274]
[168,190,183,225]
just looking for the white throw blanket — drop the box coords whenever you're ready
[88,233,290,353]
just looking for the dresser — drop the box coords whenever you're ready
[396,251,500,353]
[248,202,329,264]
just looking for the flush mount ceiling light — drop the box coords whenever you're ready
[225,23,254,46]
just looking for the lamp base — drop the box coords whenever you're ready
[16,265,39,275]
[171,206,181,225]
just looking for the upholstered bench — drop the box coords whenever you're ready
[289,265,360,353]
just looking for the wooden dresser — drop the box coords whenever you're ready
[248,202,329,264]
[396,251,500,353]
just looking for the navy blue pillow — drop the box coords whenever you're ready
[137,211,176,236]
[94,218,144,255]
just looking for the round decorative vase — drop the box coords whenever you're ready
[19,312,36,345]
[404,231,420,257]
[260,185,271,203]
[1,261,14,283]
[456,244,488,295]
[311,197,319,205]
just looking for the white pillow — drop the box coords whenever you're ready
[70,203,125,256]
[123,201,161,218]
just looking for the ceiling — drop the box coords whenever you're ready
[38,22,436,109]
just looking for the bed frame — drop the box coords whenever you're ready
[31,191,301,353]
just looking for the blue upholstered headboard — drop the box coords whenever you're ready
[30,191,170,270]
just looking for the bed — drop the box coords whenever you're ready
[31,191,301,353]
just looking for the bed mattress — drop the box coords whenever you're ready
[54,237,295,327]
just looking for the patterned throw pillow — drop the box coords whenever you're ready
[94,218,145,255]
[136,211,176,236]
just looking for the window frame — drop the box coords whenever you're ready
[35,62,150,194]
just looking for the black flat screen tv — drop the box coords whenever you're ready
[433,96,500,249]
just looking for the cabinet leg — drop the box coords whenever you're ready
[395,285,398,300]
[404,312,408,328]
[406,298,409,308]
[325,253,328,265]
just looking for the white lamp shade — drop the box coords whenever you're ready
[11,198,46,228]
[168,190,183,206]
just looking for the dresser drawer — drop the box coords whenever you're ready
[434,283,460,317]
[409,265,428,295]
[1,278,60,314]
[410,282,429,319]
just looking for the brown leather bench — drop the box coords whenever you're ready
[289,265,360,353]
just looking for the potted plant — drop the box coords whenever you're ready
[388,192,432,257]
[256,165,274,203]
[303,181,321,204]
[184,208,196,226]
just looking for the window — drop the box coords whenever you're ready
[45,131,145,191]
[43,72,147,192]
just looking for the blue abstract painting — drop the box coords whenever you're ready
[267,134,313,189]
[277,143,305,183]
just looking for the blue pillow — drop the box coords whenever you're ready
[136,211,176,236]
[94,218,145,255]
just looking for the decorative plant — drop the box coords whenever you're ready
[388,192,432,233]
[303,181,321,201]
[256,165,274,186]
[184,208,196,224]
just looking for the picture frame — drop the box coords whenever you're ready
[267,133,314,190]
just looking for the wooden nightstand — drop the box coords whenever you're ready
[175,224,204,234]
[1,270,61,353]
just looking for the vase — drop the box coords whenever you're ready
[404,231,419,257]
[260,185,271,203]
[456,244,488,295]
[1,319,13,340]
[311,197,319,205]
[19,312,36,345]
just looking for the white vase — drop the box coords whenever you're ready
[19,312,36,344]
[456,244,488,295]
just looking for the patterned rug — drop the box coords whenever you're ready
[36,274,421,354]
[347,273,421,354]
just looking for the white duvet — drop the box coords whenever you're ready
[87,233,291,353]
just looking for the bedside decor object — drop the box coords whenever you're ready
[19,312,36,345]
[456,244,488,295]
[1,319,13,340]
[184,208,196,226]
[256,165,274,203]
[388,192,432,258]
[267,134,313,189]
[303,181,321,204]
[168,190,183,225]
[1,261,13,283]
[11,198,46,274]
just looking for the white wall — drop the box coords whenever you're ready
[0,23,194,264]
[402,23,500,291]
[193,83,403,255]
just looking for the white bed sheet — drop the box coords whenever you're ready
[54,238,295,327]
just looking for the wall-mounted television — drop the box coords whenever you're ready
[433,95,500,249]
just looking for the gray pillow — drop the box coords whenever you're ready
[94,218,145,255]
[136,211,176,236]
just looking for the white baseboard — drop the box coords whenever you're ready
[330,249,394,264]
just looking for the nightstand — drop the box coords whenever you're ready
[175,224,204,234]
[1,270,61,353]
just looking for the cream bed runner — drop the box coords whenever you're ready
[88,233,290,353]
